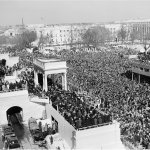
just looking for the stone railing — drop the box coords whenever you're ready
[29,94,49,104]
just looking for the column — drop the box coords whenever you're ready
[34,70,38,86]
[62,73,67,90]
[139,74,140,84]
[64,73,67,90]
[132,72,134,81]
[62,74,64,90]
[45,74,48,92]
[43,74,45,91]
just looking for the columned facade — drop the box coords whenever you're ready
[33,58,68,92]
[131,61,150,83]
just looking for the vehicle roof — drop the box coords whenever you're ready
[4,131,15,135]
[2,125,12,129]
[6,135,18,141]
[2,127,14,133]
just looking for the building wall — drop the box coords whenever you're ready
[45,104,76,148]
[76,121,122,149]
[132,22,150,41]
[7,56,19,67]
[28,24,91,50]
[45,104,124,150]
[0,90,45,125]
[0,53,19,67]
[104,23,122,40]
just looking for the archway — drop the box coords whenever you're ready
[6,106,23,125]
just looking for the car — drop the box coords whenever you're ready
[2,125,15,139]
[2,125,20,149]
[5,135,20,149]
[31,129,44,141]
[28,117,44,141]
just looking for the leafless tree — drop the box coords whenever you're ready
[82,26,111,48]
[117,25,127,43]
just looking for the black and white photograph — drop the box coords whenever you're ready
[0,0,150,149]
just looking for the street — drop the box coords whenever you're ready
[0,123,47,150]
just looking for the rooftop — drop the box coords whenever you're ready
[37,58,62,63]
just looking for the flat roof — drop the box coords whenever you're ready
[131,61,150,69]
[37,58,63,63]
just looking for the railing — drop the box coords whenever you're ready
[78,122,112,131]
[56,106,112,131]
[0,87,26,93]
[29,93,49,99]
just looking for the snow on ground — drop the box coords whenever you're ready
[45,133,70,150]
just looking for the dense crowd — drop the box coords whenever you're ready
[59,48,150,148]
[46,87,111,130]
[1,45,150,148]
[0,57,26,92]
[0,79,26,92]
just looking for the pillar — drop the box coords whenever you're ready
[43,74,45,91]
[139,74,140,84]
[64,73,67,90]
[42,73,48,92]
[34,70,38,86]
[132,72,134,81]
[45,74,48,92]
[62,73,67,90]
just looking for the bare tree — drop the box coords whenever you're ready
[15,30,37,49]
[82,26,110,48]
[117,25,127,43]
[130,28,139,44]
[38,31,47,49]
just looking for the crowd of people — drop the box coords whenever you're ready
[46,87,111,130]
[0,79,26,92]
[59,48,150,148]
[1,45,150,148]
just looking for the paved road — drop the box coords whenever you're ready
[0,123,47,149]
[12,123,43,149]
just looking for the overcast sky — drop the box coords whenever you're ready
[0,0,150,25]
